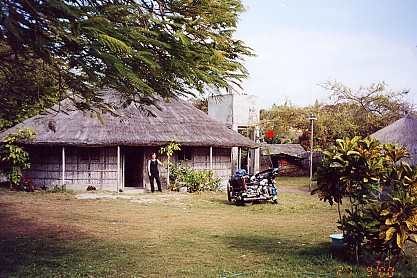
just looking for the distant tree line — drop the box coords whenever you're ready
[259,81,414,150]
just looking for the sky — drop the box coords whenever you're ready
[234,0,417,109]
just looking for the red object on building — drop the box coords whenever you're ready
[267,130,275,139]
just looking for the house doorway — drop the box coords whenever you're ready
[124,147,144,188]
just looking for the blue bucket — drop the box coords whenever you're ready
[329,234,346,247]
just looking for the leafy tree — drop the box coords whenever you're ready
[0,0,253,123]
[264,134,282,144]
[159,139,181,188]
[260,81,413,149]
[189,97,208,114]
[319,80,411,136]
[0,43,62,131]
[259,105,307,145]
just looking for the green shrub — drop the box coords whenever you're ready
[170,162,220,192]
[51,184,67,193]
[0,127,36,190]
[312,136,417,265]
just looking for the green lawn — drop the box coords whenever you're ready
[1,177,416,277]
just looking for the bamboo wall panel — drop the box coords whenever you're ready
[25,145,234,191]
[25,146,120,190]
[190,147,232,180]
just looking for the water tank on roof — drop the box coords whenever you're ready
[208,94,260,130]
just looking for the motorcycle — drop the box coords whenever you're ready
[227,168,279,206]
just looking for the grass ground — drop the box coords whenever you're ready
[0,177,416,277]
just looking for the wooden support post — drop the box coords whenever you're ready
[210,146,213,171]
[61,146,66,185]
[117,146,121,192]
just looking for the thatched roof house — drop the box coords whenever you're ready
[3,91,256,148]
[260,144,309,176]
[370,114,417,165]
[1,90,257,191]
[266,144,306,158]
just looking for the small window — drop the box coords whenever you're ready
[90,149,100,161]
[81,149,100,161]
[215,148,230,156]
[178,147,192,161]
[81,151,90,161]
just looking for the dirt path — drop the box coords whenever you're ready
[75,192,190,203]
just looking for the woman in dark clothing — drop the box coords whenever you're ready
[147,152,163,192]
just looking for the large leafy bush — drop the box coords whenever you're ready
[0,127,36,189]
[170,162,220,192]
[313,136,417,264]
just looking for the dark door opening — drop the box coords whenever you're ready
[124,147,144,187]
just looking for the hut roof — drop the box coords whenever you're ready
[370,114,417,165]
[0,90,257,148]
[264,144,306,158]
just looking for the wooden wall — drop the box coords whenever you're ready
[25,145,233,191]
[142,146,232,188]
[26,146,62,188]
[26,146,120,191]
[175,147,232,180]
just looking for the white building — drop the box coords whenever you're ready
[208,94,260,174]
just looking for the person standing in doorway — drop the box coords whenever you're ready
[148,152,163,192]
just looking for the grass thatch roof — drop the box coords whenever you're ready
[263,144,306,158]
[0,90,257,148]
[370,114,417,165]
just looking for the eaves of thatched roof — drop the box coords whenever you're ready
[263,144,306,158]
[0,90,258,148]
[370,114,417,165]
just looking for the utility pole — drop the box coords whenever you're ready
[309,114,317,191]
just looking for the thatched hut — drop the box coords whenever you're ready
[261,144,309,176]
[370,114,417,165]
[0,90,257,191]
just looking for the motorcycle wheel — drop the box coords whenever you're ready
[243,201,253,206]
[235,200,244,206]
[227,190,232,203]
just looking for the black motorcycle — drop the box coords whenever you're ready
[227,168,279,206]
